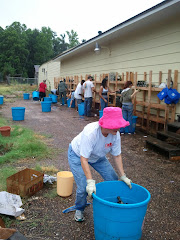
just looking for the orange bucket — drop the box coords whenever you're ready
[57,171,74,197]
[0,126,11,137]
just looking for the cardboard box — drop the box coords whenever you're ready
[7,168,44,197]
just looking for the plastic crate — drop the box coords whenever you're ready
[7,168,44,197]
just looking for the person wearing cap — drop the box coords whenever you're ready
[39,80,47,101]
[68,107,132,222]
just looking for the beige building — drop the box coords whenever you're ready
[38,60,60,90]
[42,0,180,123]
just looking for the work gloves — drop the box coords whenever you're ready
[120,174,132,189]
[86,179,96,197]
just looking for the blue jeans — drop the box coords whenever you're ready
[59,91,67,104]
[100,98,108,111]
[84,97,92,116]
[68,144,118,211]
[121,104,133,133]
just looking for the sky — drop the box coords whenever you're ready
[1,0,164,41]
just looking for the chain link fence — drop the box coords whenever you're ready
[7,77,38,85]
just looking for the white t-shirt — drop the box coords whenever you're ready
[74,83,83,99]
[71,122,121,163]
[83,80,94,98]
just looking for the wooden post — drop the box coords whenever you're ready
[147,71,152,132]
[164,70,172,129]
[170,70,178,122]
[133,72,138,116]
[156,71,162,131]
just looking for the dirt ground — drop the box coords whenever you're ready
[0,98,180,240]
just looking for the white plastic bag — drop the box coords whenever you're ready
[0,191,24,217]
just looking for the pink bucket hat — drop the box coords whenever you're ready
[99,107,130,129]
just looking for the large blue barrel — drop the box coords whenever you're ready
[124,116,138,134]
[44,97,52,102]
[32,91,39,101]
[49,94,58,103]
[78,102,84,116]
[0,95,4,105]
[11,107,25,121]
[93,181,151,240]
[99,110,103,119]
[23,93,30,100]
[41,102,51,112]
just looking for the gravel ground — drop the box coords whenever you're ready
[0,99,180,240]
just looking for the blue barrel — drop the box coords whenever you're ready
[0,95,4,105]
[23,93,30,100]
[121,116,138,134]
[44,97,52,102]
[32,91,39,101]
[93,181,151,240]
[41,102,51,112]
[99,110,103,119]
[49,95,58,103]
[11,107,25,121]
[78,102,84,116]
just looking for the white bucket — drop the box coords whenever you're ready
[57,171,74,197]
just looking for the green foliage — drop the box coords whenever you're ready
[0,21,80,78]
[0,166,17,191]
[66,30,80,49]
[0,124,51,165]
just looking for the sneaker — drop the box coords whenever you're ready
[74,210,84,222]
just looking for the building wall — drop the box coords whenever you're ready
[38,61,60,89]
[60,14,180,119]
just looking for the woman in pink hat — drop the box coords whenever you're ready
[68,107,132,222]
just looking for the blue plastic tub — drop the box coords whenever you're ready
[120,116,138,134]
[41,102,51,112]
[78,102,84,116]
[23,93,30,100]
[93,181,151,240]
[32,91,39,101]
[44,97,52,102]
[0,95,4,105]
[11,107,25,121]
[99,110,103,119]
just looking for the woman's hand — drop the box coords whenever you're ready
[120,174,132,189]
[86,179,96,197]
[105,99,108,103]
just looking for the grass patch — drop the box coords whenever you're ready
[35,164,59,174]
[0,84,37,97]
[44,186,57,198]
[0,166,17,191]
[0,119,51,165]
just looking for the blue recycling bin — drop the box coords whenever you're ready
[32,91,39,101]
[0,95,4,105]
[120,116,138,134]
[41,102,51,112]
[23,93,30,100]
[93,181,151,240]
[78,102,84,116]
[11,107,25,121]
[99,110,103,119]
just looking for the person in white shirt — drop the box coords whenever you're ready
[68,107,132,222]
[83,76,96,117]
[74,80,85,109]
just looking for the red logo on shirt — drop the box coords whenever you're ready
[105,143,112,148]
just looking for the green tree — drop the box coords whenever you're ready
[66,30,80,49]
[0,22,29,78]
